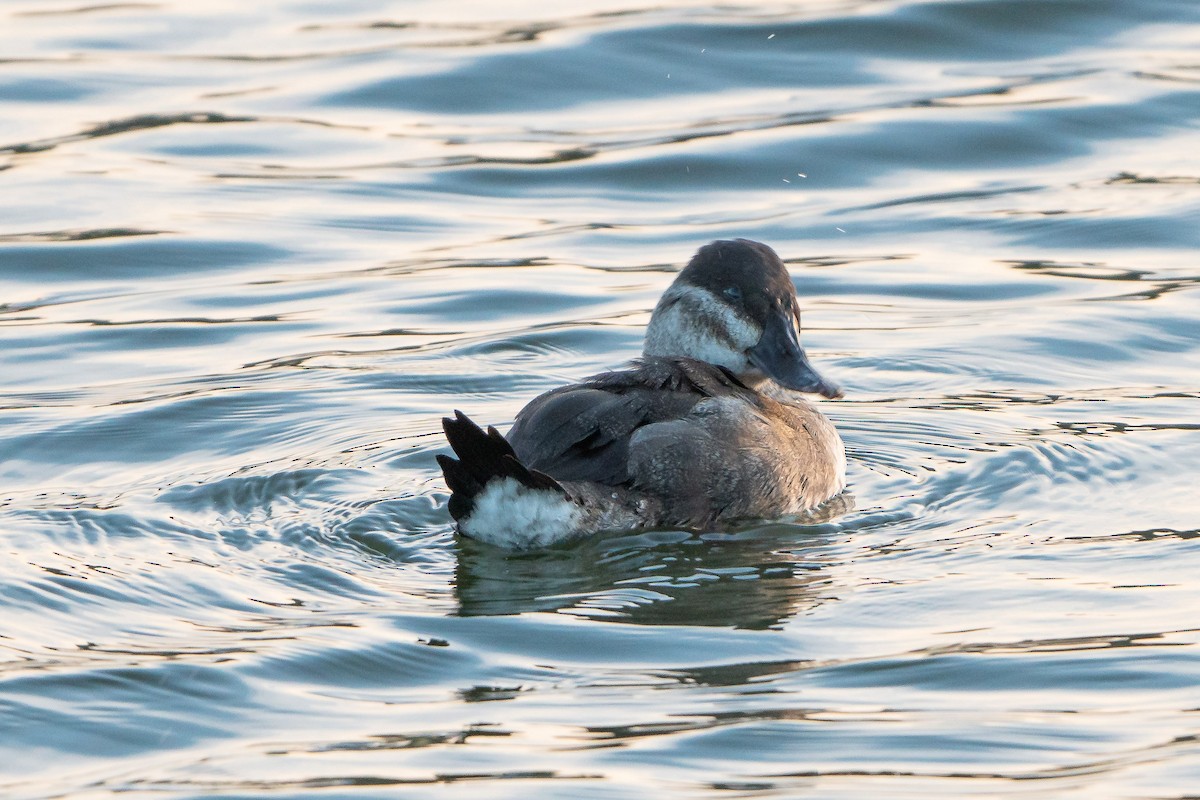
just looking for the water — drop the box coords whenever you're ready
[2,0,1199,797]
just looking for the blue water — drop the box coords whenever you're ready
[3,1,1199,797]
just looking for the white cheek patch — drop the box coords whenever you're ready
[644,286,760,369]
[459,477,582,550]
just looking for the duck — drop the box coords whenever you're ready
[437,238,846,549]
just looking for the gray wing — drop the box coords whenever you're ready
[506,358,754,487]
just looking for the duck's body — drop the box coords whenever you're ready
[438,239,845,549]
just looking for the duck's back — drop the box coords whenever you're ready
[507,357,844,528]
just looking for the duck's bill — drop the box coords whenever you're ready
[748,310,843,399]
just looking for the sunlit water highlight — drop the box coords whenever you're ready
[2,1,1199,797]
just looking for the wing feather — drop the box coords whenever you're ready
[506,358,756,486]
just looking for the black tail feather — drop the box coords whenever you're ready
[438,410,562,521]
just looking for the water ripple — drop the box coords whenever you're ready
[3,0,1200,797]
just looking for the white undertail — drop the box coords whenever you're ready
[459,477,584,549]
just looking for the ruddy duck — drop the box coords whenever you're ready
[438,239,845,549]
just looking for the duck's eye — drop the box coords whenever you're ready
[723,286,743,302]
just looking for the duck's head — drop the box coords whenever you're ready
[643,239,842,399]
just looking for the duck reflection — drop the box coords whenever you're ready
[453,494,852,629]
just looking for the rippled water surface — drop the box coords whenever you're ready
[3,1,1199,797]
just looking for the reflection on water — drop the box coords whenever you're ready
[3,0,1200,797]
[456,498,852,628]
